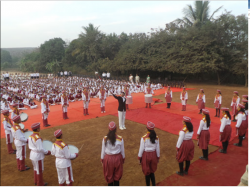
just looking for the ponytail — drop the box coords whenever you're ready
[205,114,211,128]
[147,128,156,144]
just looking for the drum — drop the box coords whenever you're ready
[24,131,33,139]
[43,140,53,151]
[20,113,28,122]
[126,96,133,104]
[68,145,79,154]
[19,123,25,130]
[145,94,153,103]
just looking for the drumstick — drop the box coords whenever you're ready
[79,143,84,152]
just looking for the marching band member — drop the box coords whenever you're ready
[180,87,188,111]
[176,116,194,176]
[214,90,222,117]
[242,99,248,140]
[41,96,50,127]
[101,122,125,186]
[138,121,160,186]
[29,98,38,109]
[234,104,247,147]
[98,86,107,113]
[145,83,154,108]
[82,87,90,116]
[197,109,210,160]
[29,123,51,186]
[61,91,69,120]
[124,84,131,110]
[112,92,127,130]
[196,89,206,114]
[11,103,19,119]
[51,129,78,186]
[219,108,232,154]
[165,86,172,108]
[2,110,16,154]
[11,115,30,171]
[231,91,240,122]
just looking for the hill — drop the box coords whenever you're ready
[1,47,38,58]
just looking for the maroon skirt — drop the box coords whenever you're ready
[103,154,123,183]
[176,140,194,163]
[220,125,232,142]
[165,95,172,103]
[198,99,205,109]
[214,101,221,109]
[238,120,248,136]
[198,130,210,150]
[141,151,158,176]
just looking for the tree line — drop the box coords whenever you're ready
[5,1,247,86]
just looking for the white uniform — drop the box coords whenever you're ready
[28,132,48,175]
[41,102,50,120]
[51,140,76,185]
[82,91,90,109]
[180,92,188,105]
[196,94,206,103]
[235,113,246,129]
[98,90,107,108]
[138,134,160,158]
[176,131,194,148]
[197,119,209,135]
[219,117,231,133]
[3,117,13,144]
[61,96,69,113]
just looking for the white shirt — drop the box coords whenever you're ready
[219,115,231,133]
[197,118,210,135]
[176,131,193,148]
[101,135,125,160]
[51,140,76,168]
[107,73,110,78]
[3,118,12,135]
[214,95,222,104]
[11,125,27,146]
[41,102,50,113]
[196,94,206,103]
[231,96,240,106]
[29,133,48,161]
[138,133,160,158]
[235,112,246,128]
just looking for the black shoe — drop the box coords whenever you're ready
[20,166,30,171]
[176,171,184,176]
[219,149,226,154]
[12,150,16,154]
[184,171,188,175]
[214,115,217,117]
[44,182,48,186]
[199,156,208,161]
[233,143,242,147]
[232,120,236,122]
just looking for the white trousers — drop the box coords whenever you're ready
[30,105,37,109]
[100,100,105,107]
[83,101,89,109]
[62,106,68,112]
[16,145,26,160]
[118,111,126,128]
[56,166,74,185]
[6,133,13,144]
[31,159,44,174]
[181,99,187,105]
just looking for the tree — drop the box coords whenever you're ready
[1,49,12,67]
[174,1,222,27]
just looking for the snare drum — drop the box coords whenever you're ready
[19,123,25,130]
[68,145,79,154]
[20,113,28,122]
[43,140,53,152]
[24,131,33,139]
[145,94,153,103]
[126,96,133,104]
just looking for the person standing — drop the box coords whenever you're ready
[145,84,154,108]
[11,103,19,120]
[82,87,90,116]
[197,109,210,160]
[242,99,248,140]
[135,74,140,84]
[11,115,30,171]
[219,108,232,154]
[64,71,68,78]
[129,74,133,83]
[41,96,50,127]
[51,129,78,186]
[176,116,194,176]
[234,104,247,147]
[165,86,172,108]
[61,91,69,119]
[107,72,110,79]
[101,122,125,186]
[6,71,9,81]
[2,110,16,154]
[60,71,63,77]
[196,89,206,114]
[180,87,188,111]
[146,75,150,84]
[214,90,222,117]
[112,92,126,130]
[138,121,160,186]
[124,84,131,110]
[231,91,240,122]
[98,86,107,113]
[29,123,51,186]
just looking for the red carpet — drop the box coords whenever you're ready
[1,88,193,138]
[157,136,248,186]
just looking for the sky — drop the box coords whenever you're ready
[1,1,248,48]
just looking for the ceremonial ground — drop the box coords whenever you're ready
[1,83,248,186]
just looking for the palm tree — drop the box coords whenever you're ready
[174,1,222,27]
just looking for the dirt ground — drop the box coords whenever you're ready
[1,115,218,186]
[154,83,248,108]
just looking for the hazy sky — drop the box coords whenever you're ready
[1,1,247,48]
